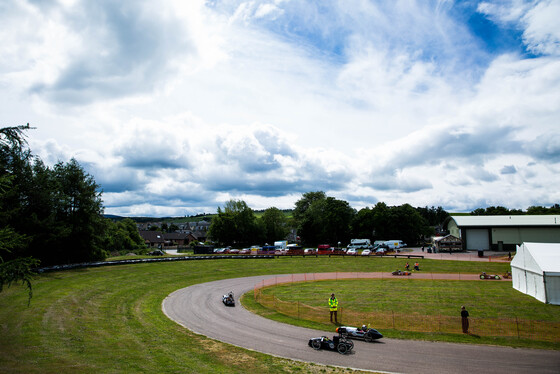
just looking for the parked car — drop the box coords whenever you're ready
[238,248,250,254]
[304,248,317,254]
[375,247,387,255]
[148,250,165,256]
[227,248,240,254]
[346,248,358,255]
[361,249,371,256]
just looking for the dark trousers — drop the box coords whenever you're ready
[330,310,338,322]
[462,317,469,333]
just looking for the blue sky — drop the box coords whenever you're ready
[2,0,559,216]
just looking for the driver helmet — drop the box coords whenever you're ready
[361,325,367,331]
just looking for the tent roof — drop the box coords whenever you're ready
[449,215,560,227]
[511,242,560,274]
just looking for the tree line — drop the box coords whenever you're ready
[470,205,560,215]
[0,125,145,299]
[209,191,450,247]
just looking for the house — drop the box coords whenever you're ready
[138,230,165,248]
[445,215,560,252]
[163,232,191,247]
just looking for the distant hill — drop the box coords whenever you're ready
[104,210,293,222]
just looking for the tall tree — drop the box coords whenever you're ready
[294,192,355,246]
[260,207,289,244]
[0,124,40,302]
[209,200,258,246]
[293,191,326,222]
[1,124,108,266]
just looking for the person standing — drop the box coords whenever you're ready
[405,262,410,270]
[329,293,338,323]
[461,306,469,334]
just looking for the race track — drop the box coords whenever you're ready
[162,274,560,374]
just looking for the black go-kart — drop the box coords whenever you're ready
[336,325,383,342]
[308,335,354,354]
[222,291,235,306]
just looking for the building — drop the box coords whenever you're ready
[511,242,560,305]
[139,230,165,248]
[432,234,462,252]
[445,215,560,252]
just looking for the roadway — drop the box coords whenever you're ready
[162,273,560,374]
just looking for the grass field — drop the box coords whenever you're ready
[0,256,537,373]
[247,278,560,349]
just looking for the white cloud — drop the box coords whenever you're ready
[522,0,560,55]
[2,0,560,215]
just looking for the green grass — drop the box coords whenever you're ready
[0,256,529,373]
[257,279,560,320]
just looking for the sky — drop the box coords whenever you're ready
[2,0,559,217]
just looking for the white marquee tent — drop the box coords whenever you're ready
[511,242,560,305]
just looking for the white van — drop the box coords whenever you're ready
[347,239,372,250]
[274,240,288,250]
[383,240,406,249]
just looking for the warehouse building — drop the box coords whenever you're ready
[445,215,560,252]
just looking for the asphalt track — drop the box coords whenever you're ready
[162,273,560,374]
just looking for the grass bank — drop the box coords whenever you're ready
[1,256,514,373]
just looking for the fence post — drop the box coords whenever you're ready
[516,317,520,339]
[340,306,342,324]
[392,310,395,329]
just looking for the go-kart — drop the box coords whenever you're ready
[336,325,383,342]
[503,272,512,279]
[308,335,354,354]
[222,291,235,306]
[480,272,501,280]
[392,269,412,276]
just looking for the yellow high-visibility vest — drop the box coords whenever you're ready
[328,297,338,311]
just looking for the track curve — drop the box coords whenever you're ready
[162,274,560,374]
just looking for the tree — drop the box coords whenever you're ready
[527,204,560,215]
[415,206,449,226]
[354,202,429,246]
[293,191,326,222]
[0,124,40,302]
[41,159,107,264]
[0,124,108,267]
[260,207,289,244]
[294,192,355,246]
[351,207,375,239]
[209,200,258,246]
[470,206,522,216]
[104,218,146,254]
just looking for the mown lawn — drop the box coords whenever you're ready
[257,278,560,320]
[0,256,517,373]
